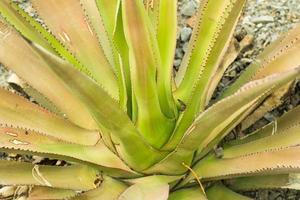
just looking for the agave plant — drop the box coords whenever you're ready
[0,0,299,199]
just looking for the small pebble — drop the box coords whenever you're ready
[180,27,192,42]
[181,1,198,16]
[252,15,274,24]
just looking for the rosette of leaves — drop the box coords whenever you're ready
[0,0,299,199]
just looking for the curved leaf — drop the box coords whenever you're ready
[31,0,118,98]
[225,105,300,147]
[206,182,252,200]
[165,0,247,149]
[227,174,300,191]
[174,0,246,106]
[241,83,293,130]
[27,186,77,200]
[80,0,128,111]
[71,176,127,200]
[0,126,133,174]
[118,178,169,200]
[222,24,300,97]
[189,146,300,182]
[166,67,300,154]
[0,0,54,53]
[0,88,100,146]
[168,187,207,200]
[156,0,178,119]
[122,0,175,148]
[0,18,97,130]
[0,160,99,191]
[29,42,167,171]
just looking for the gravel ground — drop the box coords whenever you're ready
[0,0,300,199]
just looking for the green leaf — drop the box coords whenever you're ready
[27,186,77,200]
[95,0,120,38]
[204,36,254,105]
[113,5,133,116]
[189,146,300,182]
[156,0,178,119]
[0,19,97,130]
[31,0,118,98]
[0,1,90,83]
[241,83,293,130]
[220,121,300,160]
[0,160,99,191]
[118,177,169,200]
[121,0,175,148]
[222,24,300,97]
[0,126,133,174]
[168,187,207,200]
[71,176,127,200]
[227,174,300,191]
[0,88,100,146]
[80,0,128,111]
[30,42,167,171]
[165,0,247,150]
[174,0,246,106]
[165,67,300,156]
[0,0,54,53]
[225,105,300,147]
[125,175,182,185]
[80,0,118,67]
[206,182,252,200]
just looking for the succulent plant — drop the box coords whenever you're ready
[0,0,299,199]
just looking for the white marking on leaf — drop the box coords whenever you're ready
[87,23,94,36]
[9,139,29,145]
[5,132,18,137]
[32,165,52,187]
[62,32,71,42]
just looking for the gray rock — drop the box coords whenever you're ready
[175,49,184,59]
[251,15,274,23]
[182,42,189,53]
[174,59,182,69]
[180,27,192,41]
[181,1,197,16]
